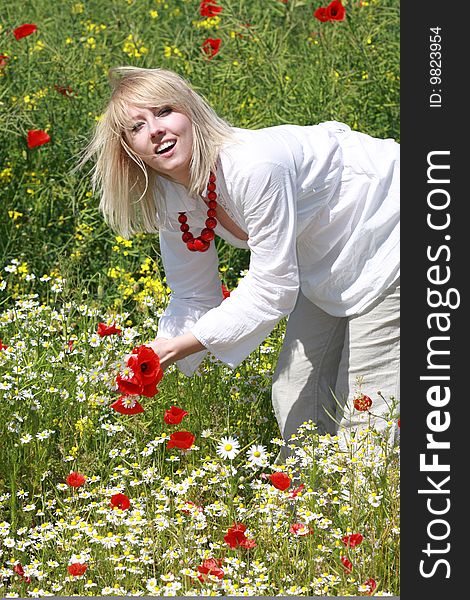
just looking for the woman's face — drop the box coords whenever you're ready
[125,105,193,187]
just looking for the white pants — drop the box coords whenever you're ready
[272,279,400,450]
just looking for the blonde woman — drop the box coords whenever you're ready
[82,66,400,449]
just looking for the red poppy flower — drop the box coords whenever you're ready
[341,555,353,573]
[164,406,188,425]
[289,523,313,536]
[0,339,8,351]
[110,493,131,510]
[202,38,221,59]
[13,563,25,577]
[221,284,230,299]
[288,483,305,498]
[342,533,364,548]
[97,321,122,337]
[66,471,86,488]
[116,372,157,398]
[0,54,9,69]
[224,522,247,547]
[353,394,372,411]
[314,7,329,22]
[269,471,292,491]
[13,24,37,40]
[54,84,74,97]
[197,558,224,582]
[363,578,377,595]
[224,522,256,549]
[166,431,195,450]
[67,563,87,576]
[110,395,145,415]
[128,345,163,386]
[13,563,31,583]
[200,1,223,17]
[117,345,163,397]
[326,1,346,21]
[27,130,51,149]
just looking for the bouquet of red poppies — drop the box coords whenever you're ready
[111,345,163,414]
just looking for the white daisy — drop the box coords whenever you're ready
[216,436,240,460]
[246,444,268,466]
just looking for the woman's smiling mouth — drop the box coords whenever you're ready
[156,140,176,155]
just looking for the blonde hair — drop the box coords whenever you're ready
[78,66,234,238]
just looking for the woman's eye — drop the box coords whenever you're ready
[131,122,144,133]
[156,107,172,117]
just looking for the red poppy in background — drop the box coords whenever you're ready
[342,533,364,548]
[13,563,31,583]
[164,406,188,425]
[0,339,8,351]
[341,556,353,573]
[314,7,329,22]
[166,431,195,450]
[110,395,144,415]
[269,471,292,491]
[353,394,372,411]
[13,24,37,40]
[27,130,50,149]
[202,38,221,59]
[67,563,87,576]
[326,1,346,21]
[363,578,377,595]
[110,493,131,510]
[289,523,313,536]
[221,284,230,299]
[200,1,223,17]
[0,54,9,69]
[66,472,86,488]
[97,321,122,337]
[288,483,305,498]
[197,558,224,582]
[224,522,256,549]
[54,84,75,97]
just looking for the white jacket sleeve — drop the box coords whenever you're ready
[191,162,300,368]
[157,226,223,376]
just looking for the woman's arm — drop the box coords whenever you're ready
[148,333,205,370]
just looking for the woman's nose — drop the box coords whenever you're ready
[149,121,165,139]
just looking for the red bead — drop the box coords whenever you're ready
[200,228,215,242]
[181,173,218,252]
[194,238,210,252]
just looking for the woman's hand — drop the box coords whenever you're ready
[147,333,205,370]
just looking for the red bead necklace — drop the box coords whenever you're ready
[178,171,217,252]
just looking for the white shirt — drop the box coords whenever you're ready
[156,121,400,375]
